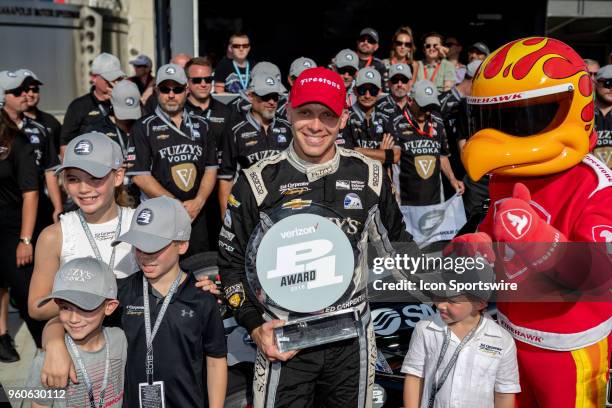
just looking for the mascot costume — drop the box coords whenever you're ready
[454,37,612,407]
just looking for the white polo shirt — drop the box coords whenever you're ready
[401,313,520,408]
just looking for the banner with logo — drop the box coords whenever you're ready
[400,193,467,247]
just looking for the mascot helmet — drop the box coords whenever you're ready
[462,37,594,180]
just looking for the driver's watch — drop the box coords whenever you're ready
[19,237,32,245]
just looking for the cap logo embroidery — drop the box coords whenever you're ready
[266,77,275,85]
[396,65,403,70]
[346,54,354,61]
[366,71,375,79]
[425,87,434,95]
[60,267,93,282]
[125,97,135,106]
[7,72,17,78]
[137,208,154,225]
[166,66,176,74]
[23,71,32,76]
[304,61,312,67]
[74,140,93,155]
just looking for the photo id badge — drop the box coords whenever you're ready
[139,381,165,408]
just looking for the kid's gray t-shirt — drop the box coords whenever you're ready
[27,326,127,408]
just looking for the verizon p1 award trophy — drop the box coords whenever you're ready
[245,203,359,353]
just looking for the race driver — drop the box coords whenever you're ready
[218,67,413,408]
[452,37,612,407]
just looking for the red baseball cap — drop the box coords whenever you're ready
[289,67,346,116]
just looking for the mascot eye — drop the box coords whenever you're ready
[468,91,572,137]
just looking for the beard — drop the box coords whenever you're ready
[392,89,408,99]
[161,100,184,114]
[261,109,276,121]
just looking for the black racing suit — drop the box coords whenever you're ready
[218,143,412,408]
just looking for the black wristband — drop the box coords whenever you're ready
[384,149,394,166]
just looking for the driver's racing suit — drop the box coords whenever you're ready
[218,143,412,408]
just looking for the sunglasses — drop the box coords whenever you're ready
[394,40,412,48]
[231,43,250,49]
[5,87,27,97]
[255,93,280,102]
[600,79,612,89]
[424,43,440,49]
[338,67,357,76]
[27,86,40,94]
[356,85,380,97]
[158,85,186,94]
[358,36,377,45]
[390,76,410,85]
[190,76,214,84]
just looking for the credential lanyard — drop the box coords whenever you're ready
[143,270,182,384]
[65,328,110,408]
[114,126,128,158]
[78,207,123,273]
[232,60,250,90]
[403,110,434,138]
[427,316,483,408]
[154,107,195,141]
[423,62,441,83]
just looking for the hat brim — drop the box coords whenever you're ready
[112,230,172,253]
[55,161,114,178]
[100,70,126,82]
[23,76,43,86]
[252,85,285,96]
[113,105,142,121]
[38,290,107,311]
[414,96,440,110]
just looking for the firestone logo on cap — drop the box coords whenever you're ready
[298,76,342,90]
[74,140,93,155]
[137,209,153,225]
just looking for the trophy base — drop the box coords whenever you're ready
[274,308,360,353]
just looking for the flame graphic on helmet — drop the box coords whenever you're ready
[463,37,594,179]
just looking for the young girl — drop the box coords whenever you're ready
[28,132,138,321]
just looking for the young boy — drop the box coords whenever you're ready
[43,196,228,408]
[402,267,520,408]
[112,196,228,407]
[28,257,126,408]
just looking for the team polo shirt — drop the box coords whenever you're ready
[61,91,112,146]
[118,271,227,408]
[376,94,403,117]
[402,314,520,408]
[20,116,59,172]
[218,111,292,180]
[594,106,612,168]
[186,98,231,164]
[127,109,217,201]
[340,104,395,149]
[391,109,449,205]
[29,108,62,155]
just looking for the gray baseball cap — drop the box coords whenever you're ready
[596,64,612,81]
[91,53,125,82]
[355,67,382,88]
[290,57,316,78]
[250,73,285,96]
[56,132,123,177]
[16,69,43,86]
[410,80,440,109]
[335,49,359,70]
[156,63,187,86]
[129,54,152,67]
[112,196,191,253]
[0,88,4,108]
[359,27,379,43]
[469,42,490,56]
[0,70,25,91]
[38,257,117,311]
[111,80,142,120]
[388,63,412,81]
[251,62,287,93]
[466,60,483,78]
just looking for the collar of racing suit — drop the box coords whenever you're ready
[287,141,341,182]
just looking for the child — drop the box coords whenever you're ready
[402,267,520,408]
[28,257,127,407]
[44,196,228,408]
[29,132,138,321]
